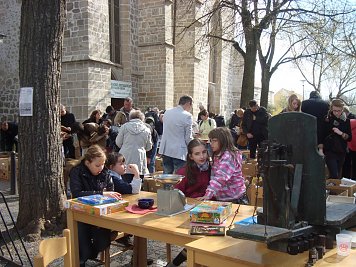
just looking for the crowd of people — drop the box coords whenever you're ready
[2,92,356,266]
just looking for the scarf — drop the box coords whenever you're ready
[196,161,209,172]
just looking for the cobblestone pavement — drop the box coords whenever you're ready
[0,179,186,267]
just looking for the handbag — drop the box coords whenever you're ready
[237,134,248,147]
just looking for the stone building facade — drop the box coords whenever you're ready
[0,0,243,122]
[0,0,21,121]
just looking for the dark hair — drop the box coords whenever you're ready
[89,109,101,121]
[105,105,114,113]
[198,109,209,118]
[103,118,112,126]
[105,152,125,168]
[310,91,321,99]
[178,95,193,106]
[124,97,133,103]
[185,139,209,185]
[208,127,237,161]
[248,99,257,107]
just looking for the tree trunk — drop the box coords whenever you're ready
[239,0,260,109]
[260,67,272,109]
[240,46,257,108]
[18,0,66,235]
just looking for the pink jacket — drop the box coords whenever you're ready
[204,150,246,201]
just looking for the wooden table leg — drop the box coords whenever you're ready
[166,243,172,262]
[187,249,198,267]
[66,209,79,267]
[133,236,147,267]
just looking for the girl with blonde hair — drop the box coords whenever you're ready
[281,94,301,112]
[69,145,120,266]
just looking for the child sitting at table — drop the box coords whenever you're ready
[105,152,142,194]
[166,139,211,267]
[198,127,247,204]
[174,138,210,197]
[69,145,121,267]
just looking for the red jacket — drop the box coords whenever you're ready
[174,165,210,198]
[348,119,356,151]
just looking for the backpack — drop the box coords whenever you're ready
[199,118,212,127]
[214,115,225,127]
[107,126,120,151]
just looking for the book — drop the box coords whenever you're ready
[76,194,119,206]
[65,199,129,216]
[190,225,225,236]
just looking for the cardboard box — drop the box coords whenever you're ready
[64,199,129,216]
[155,158,163,172]
[242,163,257,177]
[326,179,356,197]
[0,156,18,180]
[142,172,164,192]
[247,185,263,207]
[190,201,232,224]
[328,187,348,196]
[142,178,163,193]
[326,195,355,203]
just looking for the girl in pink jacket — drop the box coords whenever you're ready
[199,127,247,203]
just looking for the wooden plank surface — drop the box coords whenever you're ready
[186,236,356,267]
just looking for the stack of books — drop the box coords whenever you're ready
[189,201,232,236]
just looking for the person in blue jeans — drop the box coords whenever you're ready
[145,116,158,173]
[158,95,194,174]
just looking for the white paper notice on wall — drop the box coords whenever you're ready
[19,87,33,116]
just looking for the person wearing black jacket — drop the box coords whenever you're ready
[242,100,269,159]
[145,117,159,173]
[0,118,18,152]
[301,91,329,146]
[320,99,352,179]
[60,105,76,158]
[69,145,119,267]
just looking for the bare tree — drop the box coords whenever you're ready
[290,1,356,104]
[232,0,294,108]
[18,0,66,237]
[177,0,353,109]
[332,6,356,58]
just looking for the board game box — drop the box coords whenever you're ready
[65,199,129,216]
[76,194,119,205]
[190,201,232,224]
